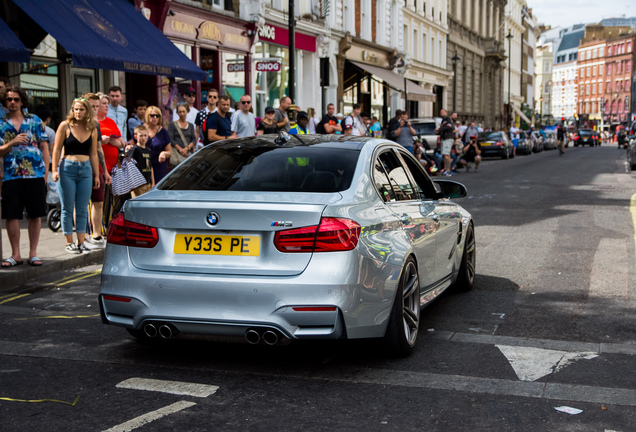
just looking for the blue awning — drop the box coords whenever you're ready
[14,0,206,81]
[0,15,30,63]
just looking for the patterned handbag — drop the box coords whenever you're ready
[111,157,147,197]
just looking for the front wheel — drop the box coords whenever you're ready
[453,223,476,292]
[384,257,420,357]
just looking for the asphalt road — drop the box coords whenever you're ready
[1,143,635,431]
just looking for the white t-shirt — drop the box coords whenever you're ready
[172,106,199,124]
[510,126,520,140]
[231,110,256,137]
[344,114,365,136]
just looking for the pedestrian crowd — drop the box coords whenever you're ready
[0,75,495,265]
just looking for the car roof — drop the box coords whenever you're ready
[209,134,374,151]
[410,118,438,123]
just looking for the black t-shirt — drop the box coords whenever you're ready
[316,114,339,134]
[462,141,482,161]
[127,145,152,184]
[257,120,278,134]
[205,112,232,144]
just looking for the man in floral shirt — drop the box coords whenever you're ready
[0,85,50,267]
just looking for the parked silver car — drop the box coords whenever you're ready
[99,134,475,357]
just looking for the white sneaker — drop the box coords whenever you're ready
[65,242,82,254]
[79,241,99,252]
[86,236,105,247]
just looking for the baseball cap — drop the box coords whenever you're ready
[185,87,196,95]
[297,111,308,119]
[336,112,343,118]
[264,106,275,114]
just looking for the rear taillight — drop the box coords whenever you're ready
[274,217,361,253]
[107,212,158,248]
[495,141,503,146]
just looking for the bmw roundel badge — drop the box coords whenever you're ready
[206,212,219,226]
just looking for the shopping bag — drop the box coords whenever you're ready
[111,157,147,197]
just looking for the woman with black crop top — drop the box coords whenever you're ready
[51,98,100,254]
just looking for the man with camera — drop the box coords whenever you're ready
[458,135,482,172]
[392,111,417,154]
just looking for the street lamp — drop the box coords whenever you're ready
[451,52,460,112]
[506,30,513,128]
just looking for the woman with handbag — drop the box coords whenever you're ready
[51,98,101,254]
[145,105,171,182]
[167,104,194,168]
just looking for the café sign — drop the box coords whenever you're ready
[165,13,250,51]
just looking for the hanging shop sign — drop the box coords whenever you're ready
[227,62,245,72]
[258,23,316,52]
[256,60,281,72]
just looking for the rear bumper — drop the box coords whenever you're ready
[99,245,401,340]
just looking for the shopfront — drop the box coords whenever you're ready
[341,42,402,125]
[161,3,253,113]
[253,22,317,117]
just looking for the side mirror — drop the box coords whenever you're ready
[433,179,468,199]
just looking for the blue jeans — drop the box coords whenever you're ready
[58,159,93,235]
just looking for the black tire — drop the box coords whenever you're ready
[384,257,420,357]
[453,223,476,292]
[47,208,61,232]
[502,149,509,160]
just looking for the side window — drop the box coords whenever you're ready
[376,151,416,201]
[397,150,438,199]
[373,159,395,202]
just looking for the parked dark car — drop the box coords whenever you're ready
[477,131,514,159]
[573,129,597,147]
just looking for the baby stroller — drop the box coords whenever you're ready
[46,172,61,232]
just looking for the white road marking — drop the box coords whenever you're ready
[496,345,598,381]
[102,400,196,432]
[116,378,219,398]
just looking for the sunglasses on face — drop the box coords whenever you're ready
[5,97,20,102]
[149,114,160,118]
[210,95,218,99]
[241,101,251,104]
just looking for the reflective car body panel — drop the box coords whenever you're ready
[477,131,513,158]
[99,136,472,343]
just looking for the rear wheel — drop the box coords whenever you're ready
[47,208,61,232]
[384,257,420,357]
[453,223,476,292]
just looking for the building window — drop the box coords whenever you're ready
[599,82,602,94]
[618,99,623,112]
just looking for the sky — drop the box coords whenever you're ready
[529,0,634,29]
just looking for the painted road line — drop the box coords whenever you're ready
[632,194,636,254]
[428,331,636,356]
[47,270,101,287]
[116,378,219,398]
[14,314,100,321]
[102,400,196,432]
[496,345,598,381]
[0,293,31,305]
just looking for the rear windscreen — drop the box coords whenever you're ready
[412,123,436,136]
[159,145,359,192]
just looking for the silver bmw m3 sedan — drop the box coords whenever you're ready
[99,133,475,357]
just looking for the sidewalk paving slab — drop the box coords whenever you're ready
[0,218,104,291]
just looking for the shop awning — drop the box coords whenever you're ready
[512,104,532,124]
[349,60,404,92]
[14,0,206,81]
[0,15,30,63]
[406,80,436,102]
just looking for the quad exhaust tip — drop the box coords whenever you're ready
[245,328,287,345]
[245,329,261,344]
[143,323,157,338]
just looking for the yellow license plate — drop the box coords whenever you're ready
[174,234,260,256]
[480,142,492,146]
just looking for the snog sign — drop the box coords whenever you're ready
[256,60,281,72]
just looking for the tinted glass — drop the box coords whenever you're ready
[397,150,438,199]
[478,132,503,141]
[412,122,436,135]
[579,129,592,136]
[376,151,415,201]
[160,145,359,192]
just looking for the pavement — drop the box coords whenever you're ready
[0,217,104,290]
